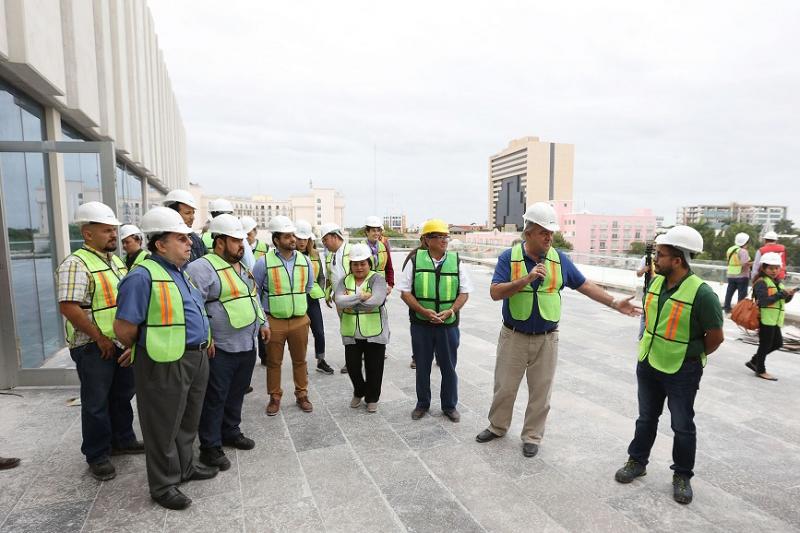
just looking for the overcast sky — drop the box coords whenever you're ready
[149,0,799,227]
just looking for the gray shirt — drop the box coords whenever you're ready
[186,256,263,353]
[252,250,314,315]
[334,274,390,345]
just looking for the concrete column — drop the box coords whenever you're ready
[44,107,71,262]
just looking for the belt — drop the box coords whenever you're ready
[503,323,558,336]
[185,341,209,352]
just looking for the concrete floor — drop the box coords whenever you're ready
[1,259,799,532]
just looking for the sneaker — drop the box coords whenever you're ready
[614,459,646,483]
[350,396,362,408]
[199,446,231,471]
[366,402,378,413]
[410,358,416,369]
[316,359,334,375]
[296,396,313,412]
[223,434,255,450]
[89,460,116,481]
[265,396,281,416]
[672,474,693,504]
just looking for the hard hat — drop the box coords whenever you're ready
[208,198,234,214]
[140,206,193,235]
[119,224,143,241]
[268,215,296,234]
[74,201,121,226]
[734,232,750,246]
[320,222,343,238]
[349,243,372,263]
[761,252,783,266]
[522,202,559,232]
[421,219,449,235]
[209,214,246,239]
[764,230,778,241]
[240,216,257,233]
[364,216,383,229]
[163,189,198,209]
[294,220,315,240]
[655,225,703,254]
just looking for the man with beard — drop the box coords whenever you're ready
[56,202,143,481]
[186,215,268,471]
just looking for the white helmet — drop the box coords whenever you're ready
[761,252,783,266]
[119,224,143,241]
[364,216,383,229]
[764,230,778,241]
[140,206,193,235]
[209,214,246,239]
[268,215,296,234]
[294,220,315,240]
[74,201,121,226]
[734,232,750,246]
[163,189,198,209]
[522,202,559,232]
[349,243,372,263]
[208,198,234,214]
[240,216,257,233]
[320,222,343,239]
[655,225,703,254]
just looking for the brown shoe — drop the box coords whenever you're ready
[0,457,20,470]
[265,396,281,416]
[296,396,313,413]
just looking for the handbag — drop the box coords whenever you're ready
[731,297,760,330]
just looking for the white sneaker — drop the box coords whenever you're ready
[350,396,362,408]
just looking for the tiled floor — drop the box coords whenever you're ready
[1,260,799,532]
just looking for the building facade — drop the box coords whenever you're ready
[383,214,407,233]
[0,0,187,388]
[555,202,657,255]
[489,136,574,230]
[676,203,788,230]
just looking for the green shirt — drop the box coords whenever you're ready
[647,271,724,361]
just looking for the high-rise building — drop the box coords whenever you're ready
[489,136,574,230]
[676,203,788,230]
[383,214,407,233]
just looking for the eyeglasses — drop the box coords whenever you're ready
[655,251,677,259]
[426,234,450,241]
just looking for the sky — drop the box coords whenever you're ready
[148,0,800,227]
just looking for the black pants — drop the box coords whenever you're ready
[307,296,326,358]
[750,324,783,373]
[344,340,386,403]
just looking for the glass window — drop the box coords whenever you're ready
[61,124,102,252]
[116,165,143,225]
[148,182,165,211]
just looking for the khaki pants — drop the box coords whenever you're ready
[488,326,559,444]
[266,315,310,399]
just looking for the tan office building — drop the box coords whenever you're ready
[488,136,574,230]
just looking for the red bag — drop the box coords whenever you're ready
[731,298,759,330]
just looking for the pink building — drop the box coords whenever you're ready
[552,201,657,254]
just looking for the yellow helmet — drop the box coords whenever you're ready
[421,219,449,235]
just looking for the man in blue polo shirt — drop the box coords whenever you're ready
[475,203,640,458]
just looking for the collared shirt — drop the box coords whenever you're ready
[116,253,210,346]
[492,247,586,334]
[240,241,255,270]
[56,244,127,348]
[326,241,351,292]
[252,250,314,315]
[185,256,263,353]
[189,232,207,263]
[395,251,474,294]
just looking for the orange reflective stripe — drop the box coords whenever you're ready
[548,260,558,292]
[221,268,241,298]
[664,302,684,340]
[270,267,282,294]
[298,264,307,293]
[511,261,521,280]
[98,272,116,307]
[644,293,655,330]
[158,281,172,325]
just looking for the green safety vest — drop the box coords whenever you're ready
[364,239,388,276]
[265,249,309,318]
[340,271,383,338]
[639,274,706,374]
[133,258,189,363]
[309,254,325,300]
[508,244,564,322]
[129,250,149,269]
[411,249,460,325]
[759,277,785,327]
[324,243,351,298]
[202,253,265,329]
[252,240,269,261]
[202,231,213,251]
[64,248,128,343]
[726,245,742,276]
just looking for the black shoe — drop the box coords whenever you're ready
[522,443,539,458]
[89,460,116,481]
[340,366,348,374]
[672,474,693,504]
[199,446,231,471]
[184,464,219,481]
[223,434,255,450]
[244,386,254,395]
[410,357,416,369]
[443,409,460,423]
[111,440,145,456]
[260,360,267,367]
[152,487,192,510]
[745,361,758,373]
[475,429,502,443]
[615,459,647,483]
[316,360,334,375]
[0,457,20,470]
[411,407,428,420]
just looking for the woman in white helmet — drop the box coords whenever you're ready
[119,224,148,269]
[163,189,205,262]
[745,252,796,381]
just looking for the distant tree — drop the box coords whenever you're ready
[689,220,719,260]
[553,232,573,251]
[628,241,647,256]
[773,219,796,235]
[348,227,404,238]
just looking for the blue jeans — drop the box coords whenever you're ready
[723,277,749,311]
[69,342,136,464]
[306,296,326,358]
[411,323,459,411]
[627,359,703,478]
[198,346,256,448]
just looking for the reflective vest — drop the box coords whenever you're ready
[639,274,706,374]
[364,239,388,276]
[726,245,743,276]
[308,254,325,300]
[340,271,383,338]
[324,243,351,298]
[202,253,265,329]
[129,250,149,269]
[65,249,128,343]
[133,258,189,363]
[411,250,460,325]
[201,231,213,251]
[508,244,563,322]
[252,240,269,262]
[265,249,309,318]
[759,243,786,280]
[759,277,785,327]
